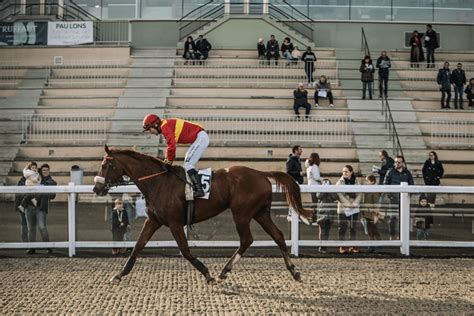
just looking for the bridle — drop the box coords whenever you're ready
[94,156,135,191]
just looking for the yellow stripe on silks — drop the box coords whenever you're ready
[174,119,185,142]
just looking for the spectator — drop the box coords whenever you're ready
[286,145,304,185]
[305,152,321,219]
[111,198,129,255]
[122,193,135,244]
[18,161,40,213]
[424,24,439,68]
[376,51,391,99]
[266,35,279,65]
[465,77,474,108]
[301,46,317,85]
[373,150,395,185]
[281,37,294,64]
[37,163,56,254]
[14,175,28,244]
[363,175,382,253]
[422,151,444,205]
[291,45,301,63]
[135,194,148,218]
[336,165,362,254]
[293,83,311,118]
[316,178,338,253]
[436,61,452,109]
[414,194,434,240]
[409,30,424,68]
[383,155,414,240]
[257,38,266,64]
[360,55,375,100]
[183,36,196,65]
[451,63,467,109]
[195,35,212,64]
[314,75,334,108]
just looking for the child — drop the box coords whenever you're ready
[18,161,41,213]
[465,77,474,108]
[315,179,338,253]
[363,175,382,252]
[111,198,130,255]
[414,194,433,240]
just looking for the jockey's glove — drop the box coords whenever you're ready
[163,159,173,166]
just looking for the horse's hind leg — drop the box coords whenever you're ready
[168,223,215,284]
[219,219,253,280]
[111,218,161,283]
[254,206,302,282]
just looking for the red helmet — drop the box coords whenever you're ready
[143,114,161,131]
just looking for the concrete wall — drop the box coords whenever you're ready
[131,21,179,47]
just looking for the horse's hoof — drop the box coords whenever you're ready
[218,273,228,280]
[110,275,122,284]
[206,277,216,285]
[293,272,302,282]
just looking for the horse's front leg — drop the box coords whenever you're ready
[111,218,161,283]
[169,223,215,284]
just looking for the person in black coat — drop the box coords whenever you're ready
[266,35,279,65]
[301,46,317,84]
[409,30,424,68]
[375,150,395,185]
[183,36,196,64]
[14,175,28,243]
[422,151,444,204]
[257,38,266,62]
[437,61,452,109]
[293,83,311,118]
[111,198,130,255]
[376,51,391,98]
[286,145,305,184]
[424,24,439,68]
[195,35,212,63]
[465,78,474,108]
[451,63,467,109]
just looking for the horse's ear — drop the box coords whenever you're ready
[104,144,111,154]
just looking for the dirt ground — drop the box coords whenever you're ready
[0,256,472,314]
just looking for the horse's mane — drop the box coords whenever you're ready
[110,148,182,171]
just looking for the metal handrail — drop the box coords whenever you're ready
[275,0,315,22]
[361,27,371,58]
[177,0,216,22]
[381,97,405,158]
[178,3,224,40]
[0,2,100,22]
[268,3,313,42]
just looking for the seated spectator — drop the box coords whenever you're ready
[414,194,433,240]
[195,35,212,64]
[465,77,474,108]
[257,38,266,62]
[316,179,338,253]
[281,37,294,64]
[266,34,279,65]
[111,198,129,255]
[291,45,301,64]
[293,83,311,118]
[183,36,196,64]
[363,175,382,252]
[314,75,334,108]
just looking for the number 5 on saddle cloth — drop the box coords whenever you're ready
[185,168,212,201]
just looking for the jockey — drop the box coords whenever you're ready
[142,114,209,198]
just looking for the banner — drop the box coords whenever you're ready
[0,22,48,46]
[0,23,14,46]
[47,21,93,45]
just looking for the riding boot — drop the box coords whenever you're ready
[187,169,205,198]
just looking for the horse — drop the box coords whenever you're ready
[93,145,312,284]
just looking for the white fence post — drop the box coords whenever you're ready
[68,182,76,257]
[290,208,299,256]
[400,182,410,256]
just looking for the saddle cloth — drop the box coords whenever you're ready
[185,168,212,200]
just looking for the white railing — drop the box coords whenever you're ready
[431,119,474,146]
[94,21,130,44]
[166,114,352,144]
[22,114,107,144]
[0,184,472,257]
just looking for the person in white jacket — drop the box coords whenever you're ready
[305,153,321,220]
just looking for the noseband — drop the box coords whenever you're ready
[94,156,133,190]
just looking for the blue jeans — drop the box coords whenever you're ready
[426,47,435,66]
[362,81,373,99]
[25,206,50,242]
[454,85,464,108]
[19,211,28,242]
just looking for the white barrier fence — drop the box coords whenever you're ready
[22,114,107,144]
[0,184,472,257]
[431,119,474,146]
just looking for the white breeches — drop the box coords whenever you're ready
[184,131,209,171]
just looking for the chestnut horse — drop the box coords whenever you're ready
[93,145,312,284]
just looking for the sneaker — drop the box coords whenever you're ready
[31,198,37,207]
[329,104,334,108]
[339,247,347,254]
[47,248,53,254]
[349,247,360,253]
[18,205,25,213]
[318,247,327,254]
[26,249,35,255]
[314,103,320,108]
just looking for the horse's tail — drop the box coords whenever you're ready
[264,171,313,222]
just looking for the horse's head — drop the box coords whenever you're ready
[93,145,126,196]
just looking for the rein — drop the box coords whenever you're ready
[138,170,168,181]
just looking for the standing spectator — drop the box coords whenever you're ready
[286,145,304,185]
[195,34,212,64]
[111,198,129,255]
[465,78,474,108]
[183,36,196,65]
[314,75,334,108]
[373,150,395,185]
[422,151,444,205]
[257,38,266,64]
[360,55,375,100]
[305,152,321,219]
[316,179,338,253]
[14,175,28,244]
[266,35,279,65]
[293,83,311,118]
[37,163,56,254]
[122,193,135,244]
[281,37,294,64]
[383,155,414,240]
[302,46,317,85]
[414,194,434,240]
[424,24,439,68]
[336,165,362,254]
[437,61,452,109]
[376,51,391,99]
[409,30,424,68]
[291,45,301,64]
[363,175,382,252]
[451,63,467,109]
